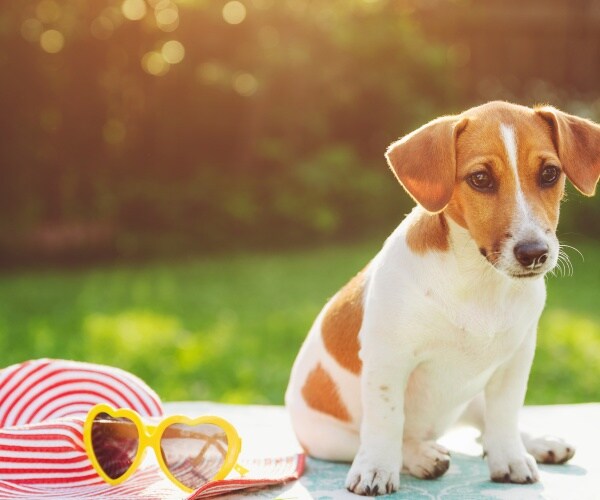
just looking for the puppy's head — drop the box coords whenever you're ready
[386,101,600,279]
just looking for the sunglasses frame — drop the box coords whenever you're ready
[83,403,243,493]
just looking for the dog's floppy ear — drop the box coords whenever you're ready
[385,115,468,213]
[536,106,600,196]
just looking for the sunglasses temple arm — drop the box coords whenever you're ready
[234,463,249,476]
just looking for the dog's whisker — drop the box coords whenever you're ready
[558,250,574,277]
[548,262,561,278]
[559,243,584,262]
[555,254,565,273]
[557,243,583,278]
[564,256,574,277]
[559,257,571,278]
[556,253,570,277]
[557,260,567,278]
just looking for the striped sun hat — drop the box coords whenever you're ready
[0,358,166,497]
[0,359,305,499]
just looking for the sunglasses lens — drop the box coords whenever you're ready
[91,412,139,480]
[160,423,229,490]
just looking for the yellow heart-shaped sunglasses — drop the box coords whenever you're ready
[83,404,247,492]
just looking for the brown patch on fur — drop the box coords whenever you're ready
[444,102,565,257]
[536,106,600,196]
[321,269,366,374]
[406,213,450,254]
[301,363,351,422]
[386,116,468,213]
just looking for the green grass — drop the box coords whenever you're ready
[0,240,598,405]
[530,240,600,403]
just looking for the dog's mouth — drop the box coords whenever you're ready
[491,263,549,280]
[507,270,546,279]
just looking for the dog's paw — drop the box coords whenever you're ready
[487,448,540,484]
[402,440,451,479]
[523,434,575,464]
[345,453,400,496]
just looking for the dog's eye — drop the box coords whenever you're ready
[540,165,561,187]
[467,171,495,192]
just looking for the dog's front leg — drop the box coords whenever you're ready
[346,349,413,496]
[483,325,540,484]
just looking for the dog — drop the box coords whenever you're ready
[285,101,600,495]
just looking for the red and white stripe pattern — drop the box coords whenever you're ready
[0,467,184,499]
[0,454,306,499]
[0,359,163,427]
[0,359,163,489]
[0,359,305,498]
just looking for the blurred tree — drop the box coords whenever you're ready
[11,1,600,265]
[0,0,459,264]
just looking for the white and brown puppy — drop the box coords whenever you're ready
[285,101,600,495]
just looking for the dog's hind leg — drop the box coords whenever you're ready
[457,393,485,430]
[521,432,575,464]
[458,393,575,464]
[288,403,359,461]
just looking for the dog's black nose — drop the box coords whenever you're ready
[514,241,549,267]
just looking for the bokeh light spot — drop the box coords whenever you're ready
[223,1,246,25]
[155,2,179,32]
[121,0,147,21]
[142,51,170,76]
[39,29,64,54]
[36,0,62,23]
[161,40,185,64]
[233,72,258,96]
[21,18,44,42]
[103,119,126,144]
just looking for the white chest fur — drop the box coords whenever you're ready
[356,208,547,433]
[367,207,546,343]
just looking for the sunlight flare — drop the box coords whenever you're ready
[121,0,147,21]
[39,29,64,53]
[162,40,185,64]
[223,1,246,25]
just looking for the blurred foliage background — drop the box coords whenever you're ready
[2,0,599,264]
[0,0,598,404]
